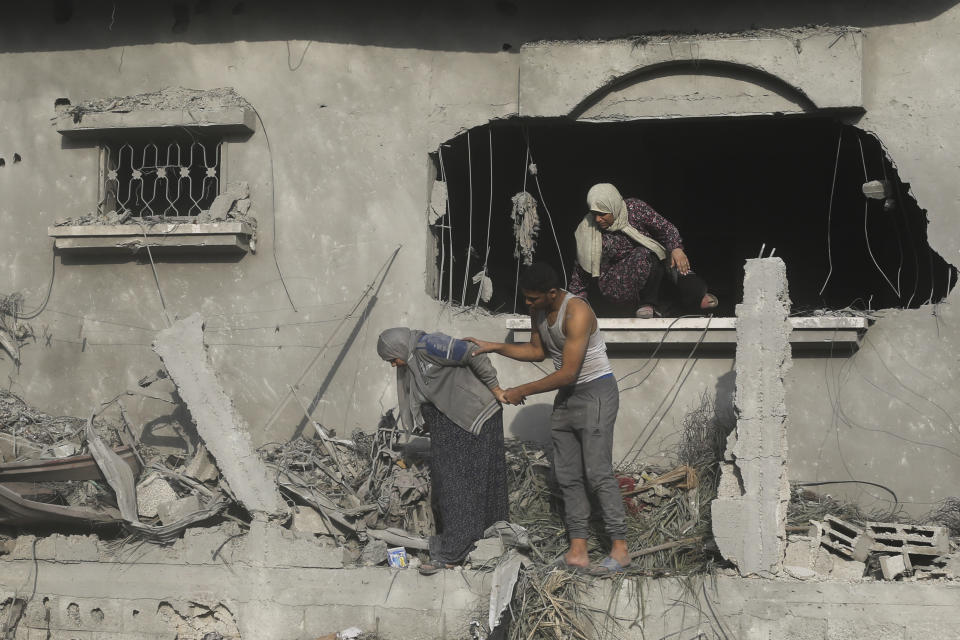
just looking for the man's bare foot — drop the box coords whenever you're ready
[563,538,590,568]
[609,539,631,568]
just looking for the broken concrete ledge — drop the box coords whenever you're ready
[48,222,254,255]
[55,106,256,137]
[506,316,868,352]
[2,531,959,640]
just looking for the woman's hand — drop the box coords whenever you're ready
[669,248,691,275]
[491,386,509,404]
[464,336,498,355]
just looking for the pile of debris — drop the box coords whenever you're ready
[782,515,959,582]
[258,411,436,564]
[53,180,258,231]
[784,485,960,582]
[0,384,230,542]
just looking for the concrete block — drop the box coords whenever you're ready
[467,538,505,565]
[157,494,202,525]
[136,473,178,519]
[815,516,872,562]
[865,522,950,557]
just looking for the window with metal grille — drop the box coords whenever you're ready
[99,131,222,218]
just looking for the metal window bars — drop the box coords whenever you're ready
[99,139,222,218]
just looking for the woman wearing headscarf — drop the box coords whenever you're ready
[376,327,509,575]
[568,183,718,318]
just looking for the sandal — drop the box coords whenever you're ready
[551,556,590,575]
[700,293,718,311]
[418,562,454,576]
[587,555,630,577]
[635,305,659,319]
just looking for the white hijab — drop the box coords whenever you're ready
[574,183,667,277]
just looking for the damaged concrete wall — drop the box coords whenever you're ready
[1,531,959,639]
[712,258,792,576]
[0,0,958,515]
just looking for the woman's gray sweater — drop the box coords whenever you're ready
[408,332,501,435]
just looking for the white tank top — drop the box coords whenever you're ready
[535,291,613,384]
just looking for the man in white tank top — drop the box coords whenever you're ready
[466,262,630,575]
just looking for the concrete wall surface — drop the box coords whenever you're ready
[0,1,958,514]
[1,530,959,639]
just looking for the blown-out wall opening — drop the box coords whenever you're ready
[429,116,955,316]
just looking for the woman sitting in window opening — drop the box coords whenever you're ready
[376,328,509,576]
[568,183,718,318]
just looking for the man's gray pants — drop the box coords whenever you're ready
[550,374,627,540]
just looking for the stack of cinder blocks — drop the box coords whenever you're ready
[811,516,950,579]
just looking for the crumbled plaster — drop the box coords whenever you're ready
[58,87,250,121]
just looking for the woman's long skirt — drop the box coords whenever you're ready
[421,403,509,565]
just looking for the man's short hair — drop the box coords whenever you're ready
[519,262,561,293]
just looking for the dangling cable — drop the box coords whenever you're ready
[859,136,900,299]
[818,129,843,297]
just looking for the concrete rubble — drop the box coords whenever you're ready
[136,472,179,519]
[0,260,957,637]
[153,313,287,521]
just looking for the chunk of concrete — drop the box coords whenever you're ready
[783,536,815,569]
[361,540,388,566]
[468,538,506,565]
[290,505,332,536]
[153,314,286,519]
[184,444,219,483]
[829,557,866,581]
[880,554,907,581]
[136,472,179,518]
[157,494,202,525]
[783,565,817,580]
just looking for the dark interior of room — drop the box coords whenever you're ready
[433,116,956,316]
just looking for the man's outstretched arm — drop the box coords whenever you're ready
[502,299,591,403]
[464,311,548,363]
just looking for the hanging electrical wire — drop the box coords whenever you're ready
[438,145,455,304]
[859,136,901,300]
[878,145,905,300]
[473,127,495,309]
[818,129,843,297]
[523,128,568,287]
[461,131,474,305]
